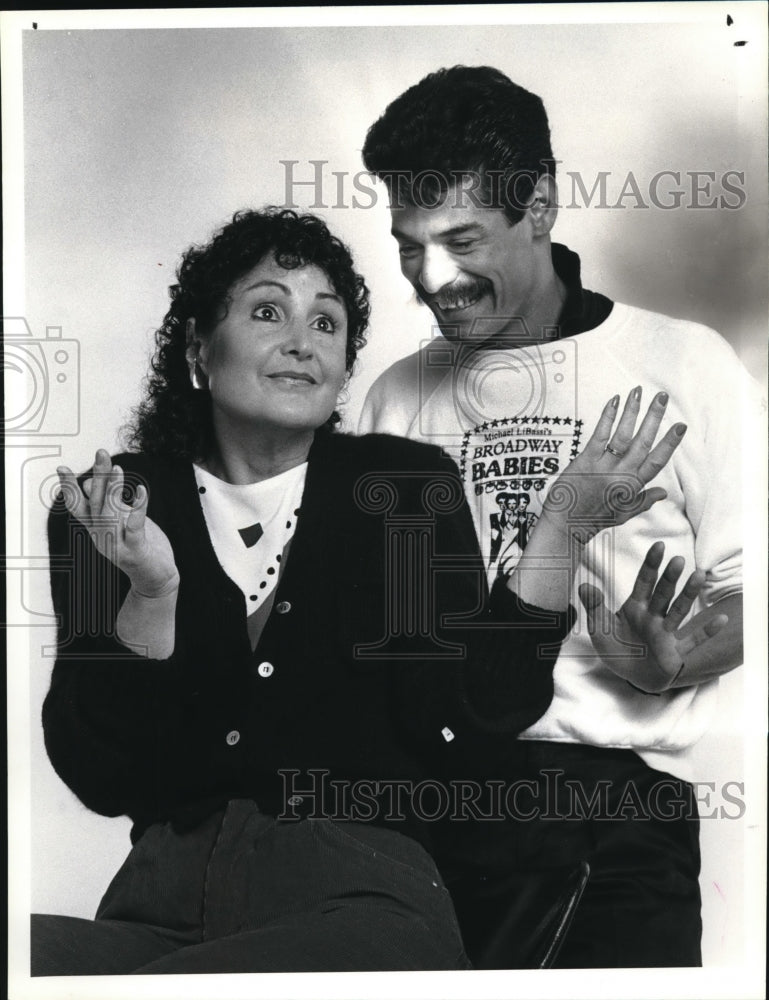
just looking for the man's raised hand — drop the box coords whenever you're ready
[579,542,729,693]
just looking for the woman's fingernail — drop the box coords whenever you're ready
[633,386,642,401]
[675,423,687,436]
[610,394,619,408]
[657,391,668,405]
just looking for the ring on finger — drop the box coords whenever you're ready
[605,444,625,458]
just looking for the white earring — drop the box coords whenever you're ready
[190,357,206,391]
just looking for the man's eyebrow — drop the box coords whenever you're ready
[390,223,484,240]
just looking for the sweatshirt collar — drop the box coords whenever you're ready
[552,242,614,337]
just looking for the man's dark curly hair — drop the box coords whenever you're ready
[362,66,554,225]
[126,208,369,461]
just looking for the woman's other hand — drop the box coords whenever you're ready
[57,449,179,597]
[540,387,686,544]
[578,542,729,693]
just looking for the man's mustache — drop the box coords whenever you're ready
[414,277,493,309]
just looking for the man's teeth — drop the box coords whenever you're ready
[436,292,482,311]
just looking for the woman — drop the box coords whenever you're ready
[32,208,718,974]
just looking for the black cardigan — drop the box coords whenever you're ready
[44,431,573,854]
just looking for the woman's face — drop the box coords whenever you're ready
[197,257,349,437]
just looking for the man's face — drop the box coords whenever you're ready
[389,184,543,344]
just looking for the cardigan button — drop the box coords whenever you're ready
[225,730,241,746]
[441,727,455,743]
[257,662,275,678]
[275,601,292,615]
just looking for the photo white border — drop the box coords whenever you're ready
[4,5,767,999]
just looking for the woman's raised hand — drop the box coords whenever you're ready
[541,388,686,543]
[57,449,179,597]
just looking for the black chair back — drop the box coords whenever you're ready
[449,860,590,969]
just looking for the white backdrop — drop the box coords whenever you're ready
[5,4,767,998]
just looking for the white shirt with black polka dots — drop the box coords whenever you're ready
[193,462,306,628]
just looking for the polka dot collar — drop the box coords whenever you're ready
[193,462,307,614]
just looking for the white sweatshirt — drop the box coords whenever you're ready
[359,303,756,778]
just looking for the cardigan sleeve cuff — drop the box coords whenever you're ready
[52,641,178,742]
[488,578,577,639]
[460,584,576,728]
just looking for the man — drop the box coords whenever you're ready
[359,66,751,967]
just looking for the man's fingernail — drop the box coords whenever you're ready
[657,391,668,405]
[675,423,687,436]
[610,394,619,408]
[632,386,642,401]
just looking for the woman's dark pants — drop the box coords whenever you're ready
[31,799,470,974]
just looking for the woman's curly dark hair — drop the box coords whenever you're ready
[126,208,370,460]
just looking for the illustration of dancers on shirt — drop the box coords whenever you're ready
[489,491,539,571]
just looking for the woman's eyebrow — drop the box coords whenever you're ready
[315,292,343,305]
[244,280,292,294]
[242,282,342,305]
